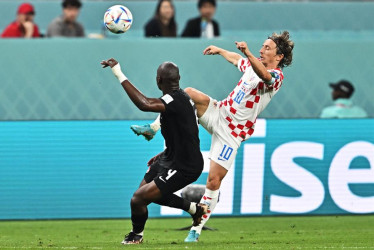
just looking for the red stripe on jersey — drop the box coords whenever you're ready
[231,131,238,137]
[245,120,254,128]
[224,100,228,106]
[230,91,235,97]
[274,81,279,89]
[226,116,232,122]
[258,82,264,90]
[254,95,260,103]
[239,131,246,139]
[250,89,257,95]
[229,98,233,106]
[228,123,236,130]
[245,101,254,109]
[230,107,237,114]
[237,79,242,86]
[248,128,255,135]
[237,124,244,130]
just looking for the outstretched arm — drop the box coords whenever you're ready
[203,45,242,66]
[235,41,272,83]
[101,58,165,113]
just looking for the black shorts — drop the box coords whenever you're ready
[144,161,201,196]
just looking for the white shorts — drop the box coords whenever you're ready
[199,98,240,170]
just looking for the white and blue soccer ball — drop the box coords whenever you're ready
[104,5,133,34]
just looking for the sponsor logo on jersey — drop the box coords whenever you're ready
[159,176,166,183]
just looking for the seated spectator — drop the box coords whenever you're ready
[144,0,177,37]
[320,80,368,118]
[1,3,40,38]
[47,0,84,37]
[181,0,219,38]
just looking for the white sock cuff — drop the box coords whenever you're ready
[131,230,143,236]
[150,115,161,132]
[188,202,197,215]
[205,188,219,199]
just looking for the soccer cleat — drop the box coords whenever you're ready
[130,124,156,141]
[184,230,200,242]
[191,203,208,227]
[121,232,143,245]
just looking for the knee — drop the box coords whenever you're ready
[131,191,144,207]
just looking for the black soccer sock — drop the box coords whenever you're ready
[155,194,191,212]
[131,209,148,234]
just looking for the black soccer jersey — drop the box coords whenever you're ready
[158,89,204,175]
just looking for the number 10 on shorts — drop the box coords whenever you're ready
[219,144,233,161]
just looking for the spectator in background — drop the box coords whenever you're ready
[181,0,219,38]
[1,3,40,38]
[320,80,368,118]
[145,0,177,37]
[47,0,84,37]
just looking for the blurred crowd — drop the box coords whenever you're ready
[1,0,219,39]
[1,0,84,38]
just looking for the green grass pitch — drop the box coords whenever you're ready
[1,215,373,249]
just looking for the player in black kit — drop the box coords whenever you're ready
[101,58,207,245]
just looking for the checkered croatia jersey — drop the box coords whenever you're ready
[217,58,284,142]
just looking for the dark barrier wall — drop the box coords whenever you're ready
[0,119,373,219]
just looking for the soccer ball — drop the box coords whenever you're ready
[104,5,133,34]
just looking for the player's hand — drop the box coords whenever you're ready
[100,58,119,68]
[235,41,250,56]
[23,21,34,38]
[203,45,221,55]
[147,153,162,166]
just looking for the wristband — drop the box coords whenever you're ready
[111,63,128,83]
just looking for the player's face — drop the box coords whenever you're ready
[17,13,34,23]
[199,2,216,21]
[63,6,80,22]
[159,1,174,21]
[259,39,281,67]
[332,89,341,101]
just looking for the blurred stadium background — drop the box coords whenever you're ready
[0,0,373,247]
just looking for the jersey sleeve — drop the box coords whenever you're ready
[265,69,284,88]
[159,93,179,114]
[237,58,251,73]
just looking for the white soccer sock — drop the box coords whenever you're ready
[131,230,143,236]
[150,115,161,132]
[188,202,197,215]
[191,188,219,235]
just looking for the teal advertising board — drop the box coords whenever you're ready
[0,119,373,219]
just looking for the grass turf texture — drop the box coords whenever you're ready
[0,215,373,249]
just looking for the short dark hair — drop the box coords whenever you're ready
[268,31,294,68]
[198,0,216,9]
[158,62,180,85]
[62,0,82,9]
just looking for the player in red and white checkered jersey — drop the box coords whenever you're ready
[131,31,294,242]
